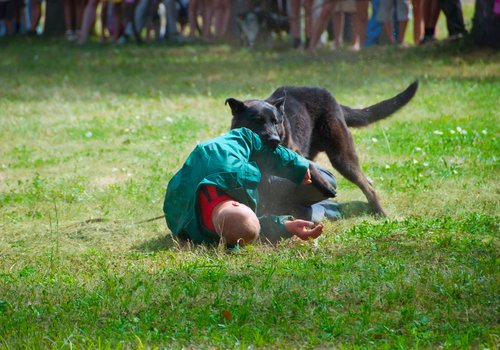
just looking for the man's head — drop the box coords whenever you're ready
[212,200,260,246]
[225,97,286,149]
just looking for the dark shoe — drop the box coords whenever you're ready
[446,33,465,41]
[420,35,436,45]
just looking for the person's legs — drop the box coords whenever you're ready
[111,0,122,42]
[188,0,199,38]
[100,0,108,41]
[133,0,151,37]
[334,10,345,48]
[307,0,336,54]
[337,0,358,48]
[258,163,339,222]
[355,0,369,48]
[294,165,337,206]
[421,0,439,43]
[78,0,99,43]
[377,0,395,43]
[201,0,212,40]
[65,0,81,39]
[382,20,395,43]
[303,0,313,47]
[411,0,423,44]
[214,0,229,37]
[177,0,188,33]
[75,0,84,30]
[397,19,408,43]
[310,199,342,223]
[395,0,409,43]
[289,0,301,47]
[64,0,74,32]
[29,0,40,32]
[0,1,14,34]
[438,0,466,37]
[365,0,383,46]
[162,0,177,39]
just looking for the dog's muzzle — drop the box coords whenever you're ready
[265,136,281,149]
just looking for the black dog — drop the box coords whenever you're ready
[226,81,419,216]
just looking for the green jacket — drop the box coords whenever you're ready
[163,127,310,244]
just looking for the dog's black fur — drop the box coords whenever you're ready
[226,81,419,216]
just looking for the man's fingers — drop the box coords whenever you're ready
[296,223,324,240]
[309,223,324,239]
[296,219,315,228]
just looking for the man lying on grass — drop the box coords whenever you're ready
[163,127,340,247]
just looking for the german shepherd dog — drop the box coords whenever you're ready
[226,81,419,216]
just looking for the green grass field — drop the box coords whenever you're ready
[1,29,499,349]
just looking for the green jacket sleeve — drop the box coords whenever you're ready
[243,132,309,185]
[258,215,294,244]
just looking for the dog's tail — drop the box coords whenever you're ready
[342,80,418,128]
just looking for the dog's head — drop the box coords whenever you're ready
[236,11,260,47]
[226,97,286,149]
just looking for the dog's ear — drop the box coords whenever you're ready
[270,97,285,116]
[225,98,247,114]
[270,97,284,108]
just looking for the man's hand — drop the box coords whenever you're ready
[303,169,312,184]
[285,219,324,240]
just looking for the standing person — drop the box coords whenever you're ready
[79,0,122,43]
[331,0,368,50]
[376,0,410,44]
[201,0,230,40]
[307,0,339,54]
[307,0,369,53]
[78,0,101,43]
[420,0,440,43]
[177,0,189,34]
[0,0,14,35]
[364,0,383,46]
[64,0,84,40]
[412,0,424,44]
[289,0,314,48]
[439,0,467,39]
[163,0,179,41]
[188,0,203,39]
[100,0,126,42]
[163,127,327,246]
[420,0,466,44]
[356,0,370,48]
[213,0,230,37]
[28,0,41,34]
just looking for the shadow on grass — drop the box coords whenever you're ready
[338,201,372,219]
[133,201,372,252]
[134,234,179,252]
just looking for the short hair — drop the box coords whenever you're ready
[212,201,260,245]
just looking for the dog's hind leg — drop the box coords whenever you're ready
[321,122,387,217]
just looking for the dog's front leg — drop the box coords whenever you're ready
[309,163,337,198]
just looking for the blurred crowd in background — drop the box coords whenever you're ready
[0,0,479,50]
